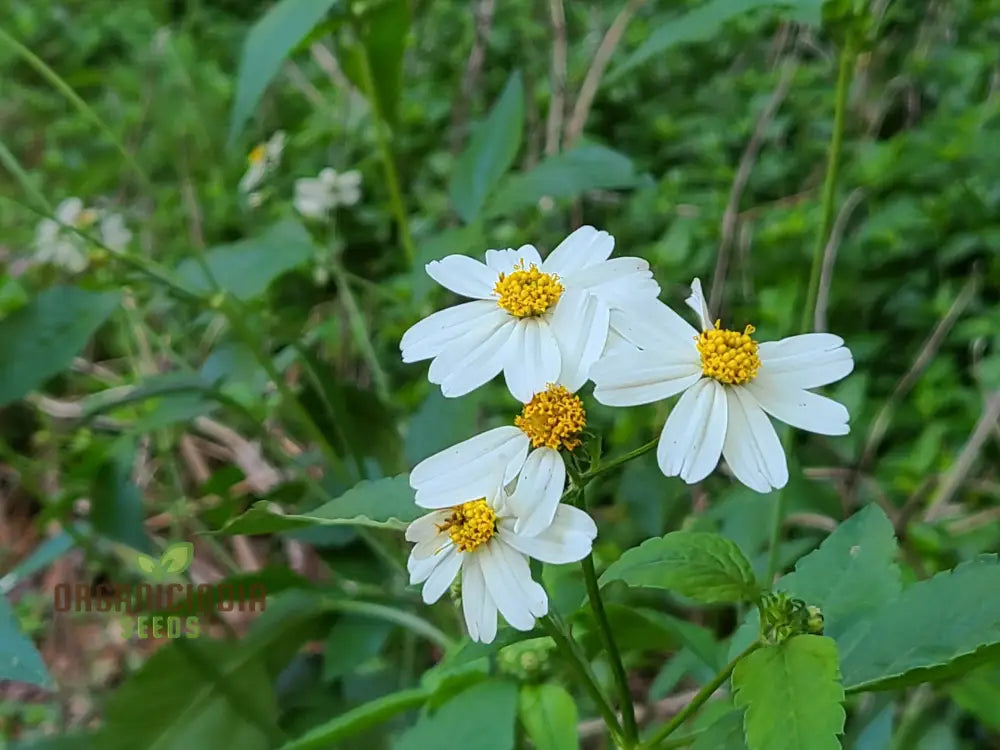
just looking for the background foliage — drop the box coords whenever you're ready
[1,0,999,748]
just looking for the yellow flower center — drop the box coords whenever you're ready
[494,261,564,317]
[515,384,586,450]
[75,209,98,229]
[696,320,761,385]
[440,499,496,553]
[248,143,268,165]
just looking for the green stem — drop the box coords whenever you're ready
[541,615,625,745]
[353,37,416,267]
[799,41,854,334]
[331,264,391,402]
[321,598,453,651]
[581,553,638,745]
[769,39,854,585]
[581,437,658,482]
[0,26,151,187]
[641,641,761,748]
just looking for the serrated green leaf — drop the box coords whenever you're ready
[450,72,524,223]
[600,531,760,603]
[609,0,823,82]
[519,684,578,750]
[776,504,900,638]
[488,145,642,217]
[733,635,845,750]
[160,542,195,574]
[229,0,340,140]
[0,286,120,406]
[175,220,316,300]
[395,680,518,750]
[0,593,51,687]
[839,555,1000,692]
[218,475,421,534]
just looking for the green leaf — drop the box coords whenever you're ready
[160,542,195,574]
[519,684,579,750]
[691,711,748,750]
[103,593,326,750]
[277,686,431,750]
[450,72,524,223]
[322,615,393,681]
[733,635,845,750]
[91,445,152,553]
[0,593,51,687]
[175,220,316,300]
[600,531,760,603]
[229,0,340,140]
[339,0,409,127]
[488,145,643,216]
[135,554,158,576]
[218,475,421,534]
[395,680,519,750]
[839,555,1000,692]
[0,286,120,406]
[948,663,1000,732]
[610,0,823,82]
[776,504,900,639]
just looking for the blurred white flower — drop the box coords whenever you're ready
[99,213,132,252]
[400,226,660,402]
[34,198,96,272]
[406,457,596,643]
[293,168,362,219]
[239,130,286,198]
[591,278,854,493]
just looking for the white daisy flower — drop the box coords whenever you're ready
[239,130,285,196]
[590,278,854,493]
[293,168,363,219]
[409,382,587,536]
[33,198,98,273]
[406,456,597,643]
[99,212,132,252]
[400,226,660,402]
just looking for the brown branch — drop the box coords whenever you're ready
[564,0,647,149]
[813,187,865,332]
[450,0,495,154]
[544,0,568,156]
[708,60,796,316]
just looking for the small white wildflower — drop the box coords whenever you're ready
[239,130,286,198]
[99,213,132,252]
[293,168,363,220]
[33,198,96,273]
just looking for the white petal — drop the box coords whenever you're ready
[427,313,506,381]
[430,319,518,397]
[722,387,788,493]
[505,447,565,537]
[591,350,702,407]
[744,379,850,436]
[685,278,712,331]
[484,249,521,274]
[757,333,854,389]
[480,542,547,630]
[548,290,611,392]
[563,257,659,309]
[401,300,502,362]
[411,427,529,508]
[405,510,450,544]
[609,300,700,351]
[656,378,727,483]
[499,505,596,563]
[503,318,561,403]
[426,255,497,299]
[461,554,496,643]
[541,226,614,276]
[421,547,462,604]
[408,546,448,584]
[56,197,84,224]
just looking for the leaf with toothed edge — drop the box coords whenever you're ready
[217,475,422,534]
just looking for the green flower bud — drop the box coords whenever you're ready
[497,637,555,682]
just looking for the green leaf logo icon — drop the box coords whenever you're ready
[134,542,195,581]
